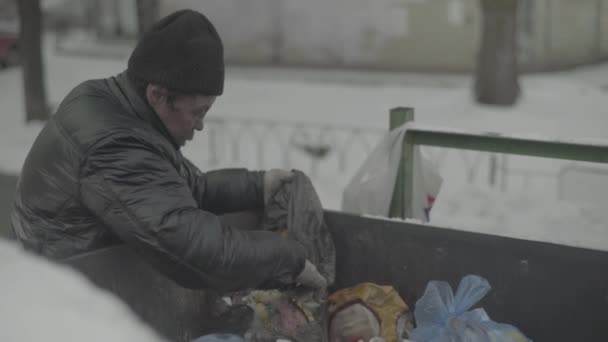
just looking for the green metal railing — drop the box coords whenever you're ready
[388,107,608,219]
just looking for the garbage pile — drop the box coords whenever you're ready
[327,283,414,342]
[195,274,530,342]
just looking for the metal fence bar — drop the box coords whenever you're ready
[409,129,608,163]
[203,115,386,174]
[389,107,608,219]
[205,116,384,132]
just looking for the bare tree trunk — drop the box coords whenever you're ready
[475,0,520,106]
[136,0,159,37]
[17,0,49,122]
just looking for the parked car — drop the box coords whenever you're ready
[0,31,19,68]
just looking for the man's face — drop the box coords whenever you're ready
[147,85,216,146]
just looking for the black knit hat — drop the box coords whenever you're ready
[127,9,224,95]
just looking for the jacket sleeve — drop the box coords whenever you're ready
[79,136,305,291]
[182,158,265,214]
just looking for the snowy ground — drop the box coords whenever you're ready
[0,239,165,342]
[1,34,608,251]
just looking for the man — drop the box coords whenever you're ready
[11,9,325,292]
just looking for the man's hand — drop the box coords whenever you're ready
[263,169,294,205]
[295,260,327,290]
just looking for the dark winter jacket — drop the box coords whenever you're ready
[11,72,306,291]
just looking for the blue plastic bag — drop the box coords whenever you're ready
[410,275,531,342]
[191,334,244,342]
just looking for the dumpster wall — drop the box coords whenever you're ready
[66,246,212,342]
[326,211,608,342]
[65,211,608,342]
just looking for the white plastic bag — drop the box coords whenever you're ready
[342,125,442,222]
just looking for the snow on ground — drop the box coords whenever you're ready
[432,186,608,250]
[0,238,165,342]
[1,33,608,251]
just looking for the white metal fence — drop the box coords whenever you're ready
[194,116,598,206]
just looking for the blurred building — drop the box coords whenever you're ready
[160,0,608,72]
[40,0,608,72]
[43,0,137,39]
[0,0,17,32]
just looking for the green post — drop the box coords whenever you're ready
[389,107,415,219]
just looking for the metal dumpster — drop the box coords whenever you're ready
[64,210,608,342]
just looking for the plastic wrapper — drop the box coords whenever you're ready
[327,283,413,342]
[231,289,325,342]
